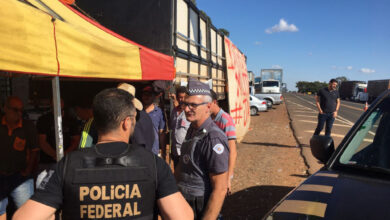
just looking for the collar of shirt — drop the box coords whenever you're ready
[214,109,224,122]
[1,116,23,136]
[189,117,213,137]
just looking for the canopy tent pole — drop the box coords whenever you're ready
[52,76,64,162]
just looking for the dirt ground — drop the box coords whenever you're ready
[221,103,308,219]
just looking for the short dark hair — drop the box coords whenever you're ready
[93,88,136,134]
[329,79,338,84]
[176,86,188,96]
[210,89,218,101]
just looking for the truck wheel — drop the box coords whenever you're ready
[250,107,258,116]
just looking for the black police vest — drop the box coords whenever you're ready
[62,144,157,220]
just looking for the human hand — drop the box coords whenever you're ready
[333,111,338,118]
[169,93,176,101]
[227,175,233,195]
[319,110,323,114]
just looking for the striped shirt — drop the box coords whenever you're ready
[213,109,236,140]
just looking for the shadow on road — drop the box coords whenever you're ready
[242,141,300,148]
[222,185,294,220]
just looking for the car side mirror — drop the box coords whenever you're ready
[310,135,335,163]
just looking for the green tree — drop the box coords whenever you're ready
[219,28,230,37]
[190,0,197,6]
[199,10,211,23]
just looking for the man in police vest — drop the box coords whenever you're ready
[176,79,229,220]
[14,88,193,220]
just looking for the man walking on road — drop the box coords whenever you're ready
[176,78,229,220]
[314,79,340,136]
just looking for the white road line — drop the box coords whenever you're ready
[294,95,354,126]
[340,103,364,112]
[298,120,352,128]
[288,99,351,125]
[295,115,318,118]
[304,130,345,138]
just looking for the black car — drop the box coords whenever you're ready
[264,90,390,220]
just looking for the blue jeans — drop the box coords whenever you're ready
[0,175,34,214]
[314,113,335,136]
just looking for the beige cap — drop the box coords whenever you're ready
[117,83,143,111]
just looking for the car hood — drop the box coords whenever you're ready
[266,170,390,219]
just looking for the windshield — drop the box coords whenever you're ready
[339,97,390,172]
[262,81,279,87]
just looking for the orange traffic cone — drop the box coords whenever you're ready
[364,102,368,111]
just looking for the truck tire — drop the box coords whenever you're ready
[250,107,258,116]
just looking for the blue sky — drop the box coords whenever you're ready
[196,0,390,91]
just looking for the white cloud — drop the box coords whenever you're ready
[347,66,353,70]
[360,68,375,74]
[254,41,262,45]
[272,65,283,69]
[265,19,299,34]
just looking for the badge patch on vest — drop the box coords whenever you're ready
[183,154,190,164]
[213,144,224,154]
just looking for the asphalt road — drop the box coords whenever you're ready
[285,93,365,125]
[284,92,367,174]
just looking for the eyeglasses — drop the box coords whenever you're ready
[182,102,208,110]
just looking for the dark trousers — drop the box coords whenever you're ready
[314,113,335,136]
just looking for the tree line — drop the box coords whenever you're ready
[296,81,328,93]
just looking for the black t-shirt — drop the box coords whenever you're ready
[31,142,178,210]
[0,119,39,174]
[37,112,82,163]
[317,87,340,113]
[131,110,155,152]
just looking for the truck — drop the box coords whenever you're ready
[339,80,367,102]
[73,0,251,140]
[367,79,390,103]
[252,69,283,105]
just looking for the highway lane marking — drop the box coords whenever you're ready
[340,103,364,112]
[292,111,317,114]
[293,95,354,126]
[299,120,351,128]
[295,115,318,118]
[288,100,351,125]
[304,130,345,138]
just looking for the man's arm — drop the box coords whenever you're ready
[157,192,194,220]
[227,139,237,194]
[22,149,39,176]
[38,134,56,160]
[315,96,323,114]
[12,200,56,220]
[333,98,340,118]
[65,135,80,154]
[202,172,228,220]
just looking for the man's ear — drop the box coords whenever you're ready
[122,117,131,131]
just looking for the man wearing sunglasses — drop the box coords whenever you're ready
[176,79,229,220]
[0,96,39,220]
